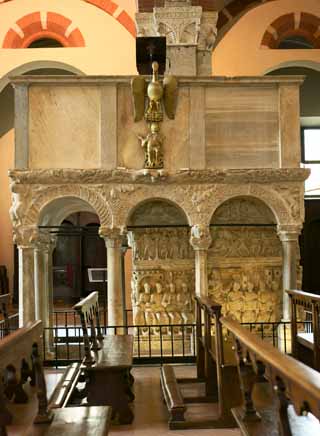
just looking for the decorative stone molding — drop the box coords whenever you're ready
[190,224,212,251]
[14,225,39,248]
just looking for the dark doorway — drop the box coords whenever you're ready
[301,199,320,293]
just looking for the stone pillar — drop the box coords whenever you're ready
[34,231,53,328]
[100,227,125,331]
[190,224,212,297]
[277,225,301,321]
[15,226,38,326]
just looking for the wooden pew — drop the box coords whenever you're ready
[74,292,134,424]
[286,289,320,371]
[0,266,9,295]
[0,294,19,339]
[0,320,112,435]
[221,315,320,436]
[160,295,241,429]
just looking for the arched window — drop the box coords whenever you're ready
[278,35,314,49]
[27,38,64,48]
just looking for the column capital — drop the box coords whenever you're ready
[277,224,302,242]
[14,225,39,248]
[99,226,126,249]
[190,224,212,250]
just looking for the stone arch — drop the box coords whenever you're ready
[23,185,113,228]
[2,11,85,48]
[261,12,320,49]
[215,0,275,45]
[209,185,293,227]
[126,196,191,228]
[0,0,135,37]
[0,61,84,93]
[84,0,136,37]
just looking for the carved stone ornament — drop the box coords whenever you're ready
[190,224,212,250]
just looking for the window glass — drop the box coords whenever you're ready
[304,129,320,161]
[302,163,320,196]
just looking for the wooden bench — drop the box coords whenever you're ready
[160,296,241,429]
[287,289,320,371]
[74,291,134,424]
[160,365,186,428]
[0,320,112,435]
[0,293,19,339]
[221,315,320,436]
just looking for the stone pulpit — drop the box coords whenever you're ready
[9,1,309,333]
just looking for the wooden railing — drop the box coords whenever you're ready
[287,289,320,370]
[194,295,242,426]
[221,315,320,436]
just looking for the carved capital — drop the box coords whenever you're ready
[190,224,211,250]
[14,226,39,248]
[99,226,126,249]
[277,224,302,242]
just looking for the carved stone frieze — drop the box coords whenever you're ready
[131,268,195,334]
[210,227,282,258]
[208,266,282,323]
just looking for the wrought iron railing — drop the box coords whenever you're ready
[44,319,311,368]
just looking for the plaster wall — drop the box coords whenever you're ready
[213,0,320,76]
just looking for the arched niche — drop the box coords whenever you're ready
[208,196,283,325]
[127,198,189,227]
[127,198,195,331]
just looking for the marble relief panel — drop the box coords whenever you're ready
[129,228,195,334]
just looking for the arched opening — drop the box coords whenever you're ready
[27,38,64,48]
[277,35,314,50]
[127,199,193,345]
[209,196,283,324]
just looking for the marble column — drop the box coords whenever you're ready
[190,225,212,297]
[16,226,38,326]
[277,225,301,321]
[34,232,53,328]
[100,228,125,331]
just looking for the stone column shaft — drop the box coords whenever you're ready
[18,246,36,326]
[100,228,125,331]
[278,227,301,321]
[190,225,212,298]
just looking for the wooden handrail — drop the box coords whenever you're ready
[221,315,320,421]
[286,289,320,304]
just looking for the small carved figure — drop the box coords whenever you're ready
[138,122,164,169]
[177,282,191,325]
[151,282,169,334]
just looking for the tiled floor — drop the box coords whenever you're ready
[109,366,241,436]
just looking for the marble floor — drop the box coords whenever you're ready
[109,365,241,436]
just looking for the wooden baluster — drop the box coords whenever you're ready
[274,376,292,436]
[195,298,205,379]
[79,311,94,365]
[0,378,12,436]
[291,297,297,358]
[95,302,104,342]
[205,307,217,398]
[234,339,260,422]
[32,343,53,424]
[90,307,100,351]
[312,301,320,371]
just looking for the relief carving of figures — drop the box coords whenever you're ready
[210,227,282,258]
[129,228,194,262]
[208,267,282,324]
[131,270,194,335]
